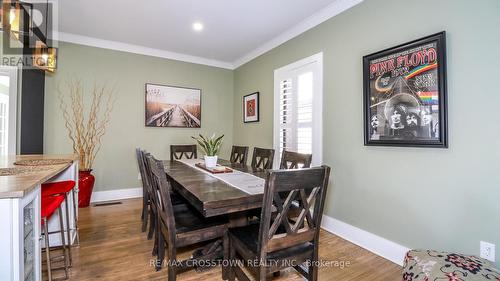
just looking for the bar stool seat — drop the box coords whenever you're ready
[42,181,75,197]
[41,195,65,222]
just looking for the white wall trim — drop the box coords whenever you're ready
[56,32,234,70]
[53,0,362,70]
[232,0,363,68]
[321,214,410,266]
[90,187,143,203]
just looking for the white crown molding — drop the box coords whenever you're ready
[232,0,363,68]
[54,0,361,70]
[56,32,235,70]
[321,214,410,266]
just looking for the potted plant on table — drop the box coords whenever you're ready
[192,134,224,168]
[58,79,115,207]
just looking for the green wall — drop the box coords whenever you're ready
[233,0,500,265]
[45,42,234,191]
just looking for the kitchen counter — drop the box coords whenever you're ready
[0,154,79,199]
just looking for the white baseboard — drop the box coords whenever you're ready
[90,187,143,203]
[321,215,409,266]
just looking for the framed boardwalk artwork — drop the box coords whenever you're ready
[145,83,201,128]
[363,32,448,148]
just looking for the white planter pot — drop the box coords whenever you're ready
[204,155,218,168]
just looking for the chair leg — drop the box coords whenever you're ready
[222,231,229,280]
[156,234,165,271]
[258,266,267,281]
[63,194,72,267]
[141,190,146,220]
[308,252,318,281]
[58,208,69,279]
[152,215,159,256]
[147,209,155,240]
[141,192,148,232]
[229,237,235,281]
[167,247,177,281]
[43,218,52,281]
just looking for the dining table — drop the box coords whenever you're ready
[162,158,268,225]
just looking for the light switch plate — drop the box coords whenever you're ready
[480,241,495,262]
[138,173,142,180]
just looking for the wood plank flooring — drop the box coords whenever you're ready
[59,198,401,281]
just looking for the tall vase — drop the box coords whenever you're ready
[78,170,95,208]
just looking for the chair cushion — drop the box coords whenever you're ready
[41,195,65,221]
[42,180,75,197]
[229,223,314,260]
[403,250,500,281]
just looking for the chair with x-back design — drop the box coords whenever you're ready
[228,166,331,281]
[230,145,249,165]
[279,149,312,169]
[251,147,275,170]
[170,145,197,160]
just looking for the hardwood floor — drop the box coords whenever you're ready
[59,198,401,281]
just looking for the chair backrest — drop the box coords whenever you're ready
[141,151,161,213]
[146,154,177,246]
[257,166,330,257]
[230,145,249,165]
[279,149,312,169]
[251,147,275,170]
[136,148,153,198]
[170,145,197,160]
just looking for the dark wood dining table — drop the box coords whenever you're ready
[162,159,267,224]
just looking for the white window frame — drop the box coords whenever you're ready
[273,52,323,167]
[0,67,18,155]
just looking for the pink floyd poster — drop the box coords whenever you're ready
[363,32,448,148]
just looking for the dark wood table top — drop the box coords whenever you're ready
[163,159,267,217]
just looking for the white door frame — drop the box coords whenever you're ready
[0,66,18,155]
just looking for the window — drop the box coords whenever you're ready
[274,53,323,166]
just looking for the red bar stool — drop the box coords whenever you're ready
[42,180,77,267]
[41,195,69,281]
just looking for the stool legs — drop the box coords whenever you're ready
[43,218,52,281]
[43,208,70,280]
[58,207,69,279]
[71,189,80,246]
[63,194,72,267]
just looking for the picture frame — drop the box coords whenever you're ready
[363,31,448,148]
[243,92,259,123]
[145,83,201,128]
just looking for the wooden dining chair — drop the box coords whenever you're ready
[170,145,197,160]
[137,149,186,241]
[251,147,275,170]
[279,149,312,169]
[136,148,152,233]
[230,145,249,165]
[228,166,331,281]
[147,155,229,280]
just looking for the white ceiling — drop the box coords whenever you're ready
[55,0,361,69]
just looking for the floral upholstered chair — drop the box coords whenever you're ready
[403,250,500,281]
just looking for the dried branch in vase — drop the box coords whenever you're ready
[58,79,116,171]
